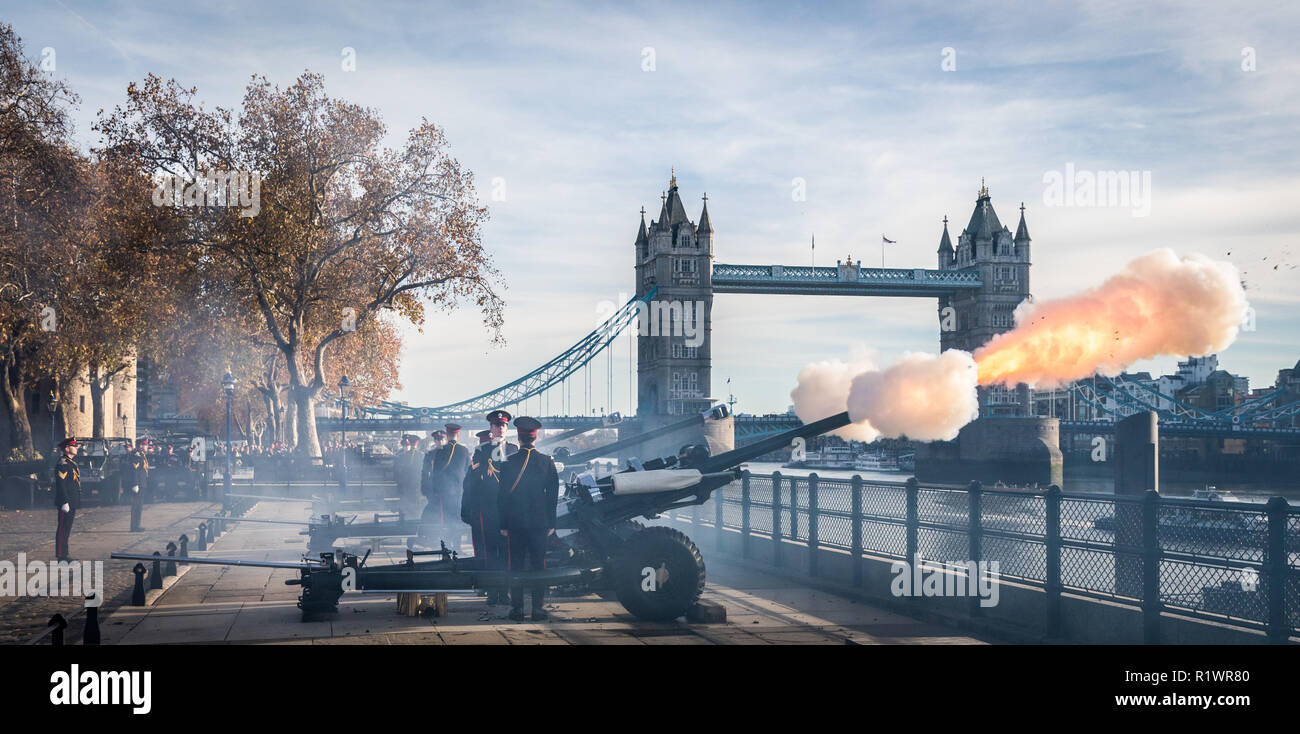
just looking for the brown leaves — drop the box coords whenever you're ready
[94,68,504,454]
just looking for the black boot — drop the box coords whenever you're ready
[508,607,526,621]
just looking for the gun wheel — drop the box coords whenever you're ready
[613,526,705,622]
[590,520,645,600]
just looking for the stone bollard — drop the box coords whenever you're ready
[149,552,163,590]
[129,493,142,532]
[48,614,67,646]
[131,564,148,606]
[197,522,208,551]
[164,542,178,576]
[83,598,100,645]
[178,534,189,560]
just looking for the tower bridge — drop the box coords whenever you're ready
[318,173,1298,474]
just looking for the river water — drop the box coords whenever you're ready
[734,461,1282,504]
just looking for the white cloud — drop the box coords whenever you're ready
[7,1,1298,413]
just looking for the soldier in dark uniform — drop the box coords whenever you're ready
[121,441,149,531]
[416,431,445,542]
[121,441,150,496]
[461,430,493,555]
[421,423,470,535]
[461,410,517,604]
[419,430,445,488]
[53,438,81,562]
[395,435,422,518]
[498,416,559,621]
[141,440,160,501]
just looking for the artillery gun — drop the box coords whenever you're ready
[222,492,404,522]
[188,510,427,554]
[115,411,852,622]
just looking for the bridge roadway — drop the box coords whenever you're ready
[29,480,988,646]
[711,263,983,297]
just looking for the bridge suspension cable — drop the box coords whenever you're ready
[363,288,655,420]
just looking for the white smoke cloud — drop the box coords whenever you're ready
[789,250,1248,444]
[846,350,980,442]
[789,356,882,442]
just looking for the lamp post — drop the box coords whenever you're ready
[47,387,59,461]
[338,375,350,490]
[222,371,236,502]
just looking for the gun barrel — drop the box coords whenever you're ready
[702,411,851,473]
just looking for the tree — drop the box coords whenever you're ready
[97,71,503,456]
[172,313,402,446]
[0,24,81,456]
[57,156,193,437]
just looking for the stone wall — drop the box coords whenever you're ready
[915,416,1063,486]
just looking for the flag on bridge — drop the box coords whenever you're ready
[882,235,896,244]
[880,235,896,266]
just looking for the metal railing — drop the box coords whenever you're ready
[664,471,1300,642]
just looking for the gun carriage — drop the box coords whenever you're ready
[115,411,851,622]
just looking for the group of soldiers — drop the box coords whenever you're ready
[394,411,560,621]
[51,415,562,621]
[51,437,151,562]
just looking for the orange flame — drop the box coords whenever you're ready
[973,249,1247,389]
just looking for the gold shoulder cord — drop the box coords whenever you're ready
[508,448,533,492]
[440,443,465,470]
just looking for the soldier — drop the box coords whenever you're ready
[120,440,149,531]
[461,430,494,554]
[461,410,517,605]
[121,440,149,497]
[497,416,559,621]
[421,424,470,534]
[396,435,422,518]
[53,438,81,562]
[422,429,445,455]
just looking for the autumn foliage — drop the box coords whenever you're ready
[1,25,503,457]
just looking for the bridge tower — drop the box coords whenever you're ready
[632,171,732,457]
[635,170,715,417]
[937,180,1033,416]
[922,181,1060,486]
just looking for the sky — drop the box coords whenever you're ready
[8,0,1300,416]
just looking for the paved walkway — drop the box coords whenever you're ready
[0,499,218,644]
[7,483,990,645]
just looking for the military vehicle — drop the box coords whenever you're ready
[148,435,214,500]
[72,437,131,505]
